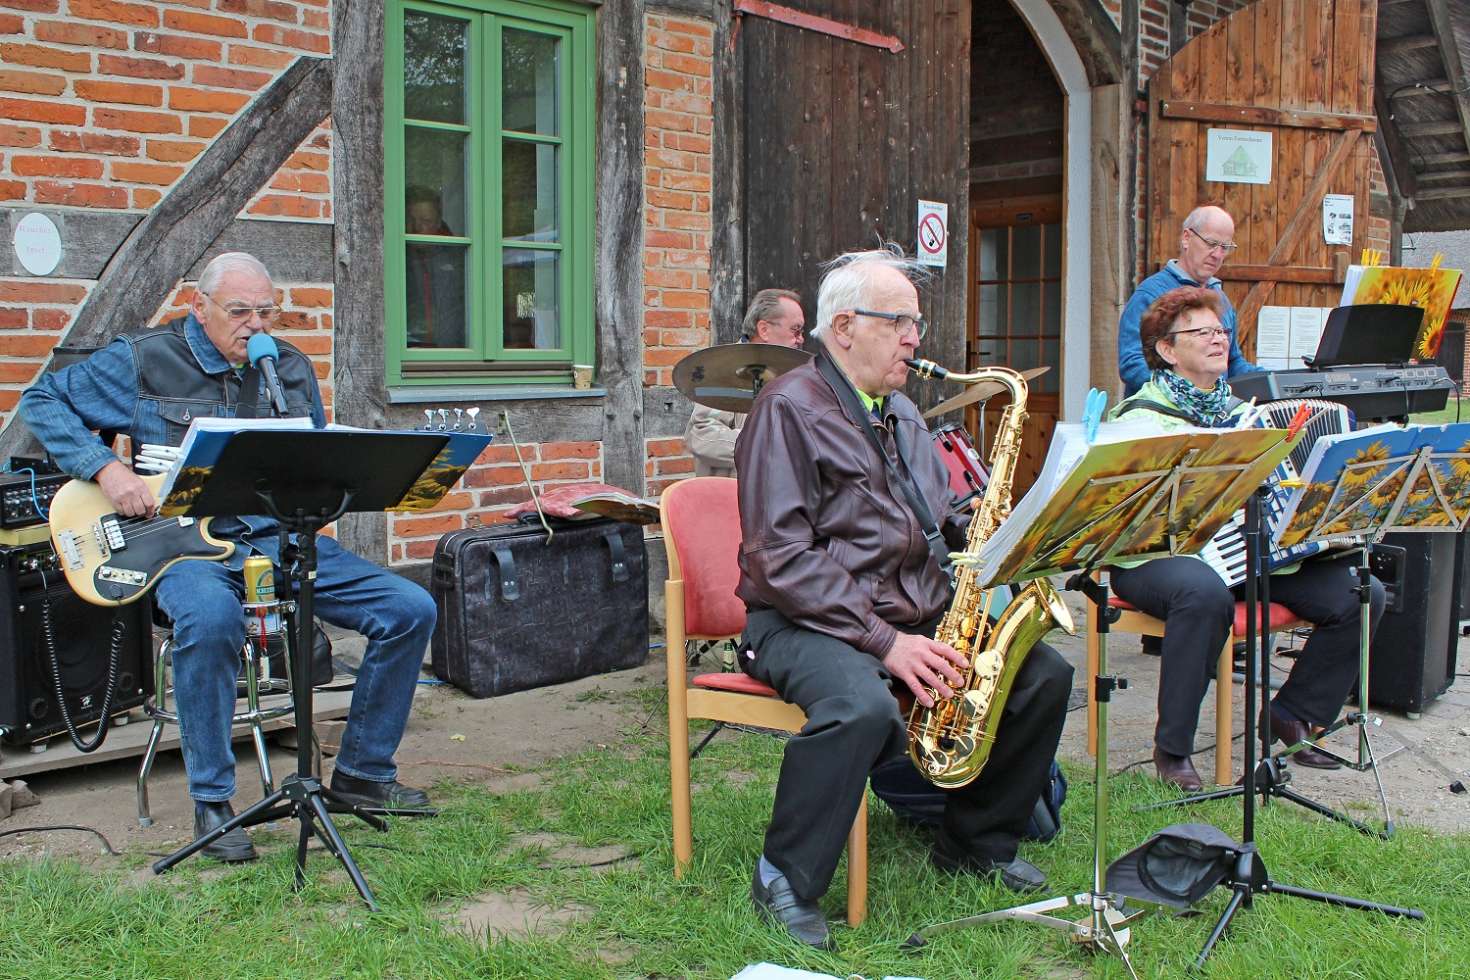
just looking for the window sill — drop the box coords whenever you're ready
[387,385,606,404]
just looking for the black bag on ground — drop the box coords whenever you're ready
[869,755,1067,843]
[430,516,649,697]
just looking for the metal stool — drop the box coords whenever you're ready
[136,604,297,827]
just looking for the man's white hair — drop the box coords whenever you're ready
[810,244,926,342]
[196,252,272,297]
[1181,205,1230,234]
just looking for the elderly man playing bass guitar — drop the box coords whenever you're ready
[20,252,435,863]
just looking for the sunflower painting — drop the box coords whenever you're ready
[1346,264,1463,360]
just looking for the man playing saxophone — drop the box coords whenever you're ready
[734,247,1073,950]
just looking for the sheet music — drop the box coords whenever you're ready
[1288,306,1327,362]
[1256,306,1290,370]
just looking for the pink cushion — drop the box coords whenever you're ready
[662,478,746,638]
[1108,596,1304,634]
[691,672,778,697]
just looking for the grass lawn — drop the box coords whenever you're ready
[2,691,1468,979]
[1408,396,1469,426]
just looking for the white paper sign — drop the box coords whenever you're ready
[1205,129,1272,185]
[1288,306,1327,361]
[1256,305,1291,369]
[916,200,948,268]
[1322,193,1354,245]
[13,211,61,276]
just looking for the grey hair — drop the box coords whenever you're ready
[811,243,926,341]
[196,252,272,296]
[1181,205,1229,234]
[741,288,802,339]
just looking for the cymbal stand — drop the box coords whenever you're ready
[905,573,1153,980]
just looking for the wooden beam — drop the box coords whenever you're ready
[1377,33,1440,57]
[1227,264,1341,284]
[1385,79,1454,99]
[1420,150,1470,165]
[0,56,333,463]
[1426,0,1470,170]
[1159,100,1377,132]
[1413,186,1470,201]
[1418,169,1470,182]
[1236,130,1360,349]
[1375,81,1419,200]
[1401,119,1466,138]
[331,0,389,563]
[710,0,744,344]
[594,0,647,496]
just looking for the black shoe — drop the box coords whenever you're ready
[193,800,257,863]
[750,864,835,950]
[931,847,1047,894]
[329,771,432,809]
[1140,635,1162,657]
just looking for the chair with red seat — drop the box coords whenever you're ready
[1085,584,1306,786]
[660,476,867,926]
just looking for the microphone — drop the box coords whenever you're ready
[246,333,290,417]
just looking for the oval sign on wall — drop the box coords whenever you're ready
[14,211,61,276]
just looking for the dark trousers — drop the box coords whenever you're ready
[1110,555,1384,756]
[741,608,1072,902]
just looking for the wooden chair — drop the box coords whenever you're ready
[661,477,867,927]
[1086,584,1306,786]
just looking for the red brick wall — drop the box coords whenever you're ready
[0,0,334,427]
[641,12,712,497]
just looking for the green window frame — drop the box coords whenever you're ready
[385,0,594,388]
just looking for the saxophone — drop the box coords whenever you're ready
[903,358,1075,789]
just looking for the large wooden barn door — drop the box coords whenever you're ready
[739,2,972,387]
[1146,0,1379,356]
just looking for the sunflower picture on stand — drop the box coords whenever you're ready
[1344,254,1463,360]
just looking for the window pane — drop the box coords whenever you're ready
[405,242,468,349]
[502,140,558,241]
[1044,280,1062,334]
[1040,339,1060,392]
[502,249,560,349]
[404,11,466,125]
[978,228,1000,280]
[1043,222,1062,278]
[1012,282,1041,337]
[503,29,560,135]
[1012,225,1041,278]
[977,284,1001,337]
[1009,338,1039,372]
[405,129,467,234]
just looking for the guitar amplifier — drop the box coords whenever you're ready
[0,541,153,746]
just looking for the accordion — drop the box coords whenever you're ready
[1197,399,1353,587]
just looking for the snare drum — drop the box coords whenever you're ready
[931,422,988,503]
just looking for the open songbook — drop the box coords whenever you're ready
[967,418,1298,588]
[1274,421,1470,547]
[156,416,493,517]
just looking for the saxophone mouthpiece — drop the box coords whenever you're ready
[904,358,947,380]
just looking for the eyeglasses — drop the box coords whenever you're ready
[1166,325,1229,342]
[201,292,282,324]
[852,308,928,340]
[1188,228,1238,254]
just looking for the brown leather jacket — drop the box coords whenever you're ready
[735,348,968,658]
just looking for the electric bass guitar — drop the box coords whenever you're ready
[48,473,235,606]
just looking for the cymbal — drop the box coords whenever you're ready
[673,342,812,412]
[921,366,1051,420]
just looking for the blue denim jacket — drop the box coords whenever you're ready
[20,314,326,565]
[1117,260,1258,397]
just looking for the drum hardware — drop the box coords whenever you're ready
[672,342,812,412]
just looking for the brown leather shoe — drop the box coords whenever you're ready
[1152,747,1203,791]
[1269,706,1341,770]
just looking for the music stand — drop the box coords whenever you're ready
[151,428,451,910]
[907,423,1296,978]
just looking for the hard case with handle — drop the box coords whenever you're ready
[430,516,649,697]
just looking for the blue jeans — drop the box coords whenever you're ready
[154,535,436,802]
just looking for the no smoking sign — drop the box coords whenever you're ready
[916,200,947,268]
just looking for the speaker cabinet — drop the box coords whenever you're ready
[0,543,153,746]
[1368,532,1460,716]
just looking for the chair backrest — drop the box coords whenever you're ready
[660,477,746,638]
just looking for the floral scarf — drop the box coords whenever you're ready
[1154,369,1235,427]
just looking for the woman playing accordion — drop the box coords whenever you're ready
[1107,286,1385,792]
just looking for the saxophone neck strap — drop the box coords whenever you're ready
[816,349,953,578]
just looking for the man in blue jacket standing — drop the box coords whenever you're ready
[1118,205,1258,396]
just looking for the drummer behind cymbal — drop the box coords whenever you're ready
[685,289,805,477]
